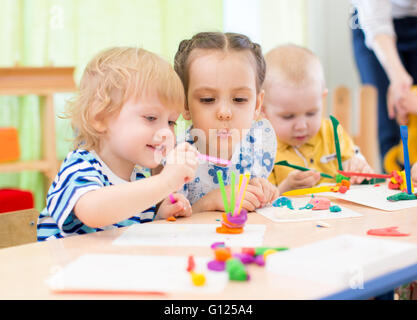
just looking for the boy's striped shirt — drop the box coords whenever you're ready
[37,149,155,241]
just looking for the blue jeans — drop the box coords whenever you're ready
[352,15,417,164]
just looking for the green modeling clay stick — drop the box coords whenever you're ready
[330,115,343,171]
[275,160,334,179]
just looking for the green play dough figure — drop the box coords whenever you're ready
[387,192,417,202]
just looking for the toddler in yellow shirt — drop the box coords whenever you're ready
[262,45,374,194]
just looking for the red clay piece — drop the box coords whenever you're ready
[187,255,195,272]
[367,226,410,237]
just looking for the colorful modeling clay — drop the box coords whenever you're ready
[367,226,410,237]
[216,209,248,234]
[186,255,195,272]
[190,271,206,286]
[309,197,331,210]
[226,258,249,281]
[214,247,232,261]
[272,197,294,209]
[387,192,417,201]
[207,260,226,271]
[329,205,342,212]
[210,242,225,249]
[233,253,255,265]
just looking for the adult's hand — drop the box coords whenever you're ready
[387,70,413,121]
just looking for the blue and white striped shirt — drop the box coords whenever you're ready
[37,149,156,241]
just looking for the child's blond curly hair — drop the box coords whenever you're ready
[66,47,185,150]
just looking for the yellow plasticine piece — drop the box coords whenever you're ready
[191,271,206,286]
[282,185,337,196]
[263,249,277,261]
[400,171,414,193]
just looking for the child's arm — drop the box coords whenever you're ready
[277,170,321,194]
[74,143,198,228]
[342,155,374,184]
[191,184,265,213]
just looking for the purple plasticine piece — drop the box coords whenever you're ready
[221,221,244,229]
[233,253,255,265]
[207,260,226,271]
[254,254,265,266]
[227,209,248,225]
[211,242,225,249]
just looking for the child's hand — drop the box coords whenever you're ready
[412,163,417,185]
[342,156,374,184]
[206,183,265,213]
[156,193,192,220]
[162,142,199,191]
[249,177,280,207]
[278,170,321,194]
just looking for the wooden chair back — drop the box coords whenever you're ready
[331,85,380,172]
[0,209,38,249]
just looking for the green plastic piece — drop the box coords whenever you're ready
[217,170,230,213]
[254,247,289,256]
[226,258,248,281]
[329,205,342,212]
[387,192,417,202]
[330,115,343,171]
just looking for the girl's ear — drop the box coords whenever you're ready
[254,89,265,120]
[182,107,192,121]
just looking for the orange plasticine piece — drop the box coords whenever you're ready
[166,216,176,222]
[214,247,232,261]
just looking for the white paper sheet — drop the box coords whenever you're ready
[256,197,362,223]
[47,254,228,294]
[320,184,417,211]
[113,223,266,247]
[266,234,417,289]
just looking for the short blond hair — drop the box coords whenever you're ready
[264,44,325,90]
[66,47,185,150]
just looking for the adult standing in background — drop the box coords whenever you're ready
[351,0,417,170]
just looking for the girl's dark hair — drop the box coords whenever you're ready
[174,32,266,97]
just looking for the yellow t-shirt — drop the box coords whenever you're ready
[268,118,355,186]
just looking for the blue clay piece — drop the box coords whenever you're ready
[273,197,294,210]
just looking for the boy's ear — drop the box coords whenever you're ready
[91,111,107,133]
[322,88,329,100]
[254,89,265,120]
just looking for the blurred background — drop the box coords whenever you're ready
[0,0,361,210]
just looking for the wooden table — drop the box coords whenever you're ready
[1,198,417,300]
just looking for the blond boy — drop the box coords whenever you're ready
[262,45,373,193]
